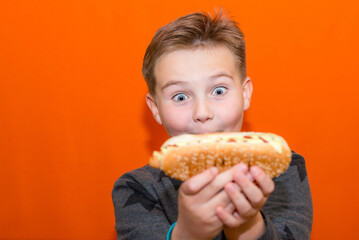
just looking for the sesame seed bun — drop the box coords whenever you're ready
[149,132,292,181]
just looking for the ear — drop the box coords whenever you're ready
[146,93,163,125]
[242,76,253,111]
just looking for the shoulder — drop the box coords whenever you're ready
[271,150,311,197]
[290,150,306,164]
[112,165,161,193]
[287,150,308,182]
[115,165,162,183]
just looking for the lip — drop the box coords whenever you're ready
[189,129,224,135]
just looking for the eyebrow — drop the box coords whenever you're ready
[209,72,233,81]
[160,80,185,91]
[160,71,234,91]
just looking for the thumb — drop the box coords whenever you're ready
[180,167,218,195]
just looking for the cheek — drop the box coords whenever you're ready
[160,106,192,133]
[220,105,243,122]
[216,97,244,125]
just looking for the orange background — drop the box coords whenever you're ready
[0,0,358,239]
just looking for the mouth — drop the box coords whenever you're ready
[189,129,224,135]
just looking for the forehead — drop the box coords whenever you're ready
[154,45,240,87]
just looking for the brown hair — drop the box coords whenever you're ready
[142,10,246,96]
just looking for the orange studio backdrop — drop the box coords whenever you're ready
[0,0,358,239]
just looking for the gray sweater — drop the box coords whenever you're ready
[112,151,313,239]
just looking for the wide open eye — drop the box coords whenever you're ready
[173,93,188,102]
[212,86,227,96]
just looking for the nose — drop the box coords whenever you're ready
[193,98,214,123]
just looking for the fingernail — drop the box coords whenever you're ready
[216,206,225,216]
[251,166,259,176]
[226,183,234,193]
[235,171,243,182]
[239,163,247,172]
[211,167,218,175]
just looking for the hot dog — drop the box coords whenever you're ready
[149,132,292,181]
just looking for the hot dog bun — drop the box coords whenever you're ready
[149,132,291,181]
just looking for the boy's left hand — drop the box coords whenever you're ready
[215,164,275,239]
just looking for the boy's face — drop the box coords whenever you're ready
[146,45,253,137]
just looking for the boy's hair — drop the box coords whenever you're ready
[142,10,246,96]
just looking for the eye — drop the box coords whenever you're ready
[173,93,188,102]
[212,86,227,96]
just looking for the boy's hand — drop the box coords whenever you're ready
[172,164,247,240]
[216,164,275,240]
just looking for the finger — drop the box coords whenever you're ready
[201,163,247,199]
[223,185,240,214]
[234,170,267,208]
[237,162,248,173]
[250,166,275,196]
[224,182,257,218]
[225,202,235,214]
[246,172,254,182]
[206,186,233,210]
[180,167,218,195]
[216,205,242,228]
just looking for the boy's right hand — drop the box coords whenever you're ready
[171,164,247,240]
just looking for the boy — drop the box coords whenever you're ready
[112,11,312,240]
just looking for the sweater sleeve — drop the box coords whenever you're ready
[112,166,179,240]
[257,151,313,240]
[112,165,226,240]
[112,152,312,240]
